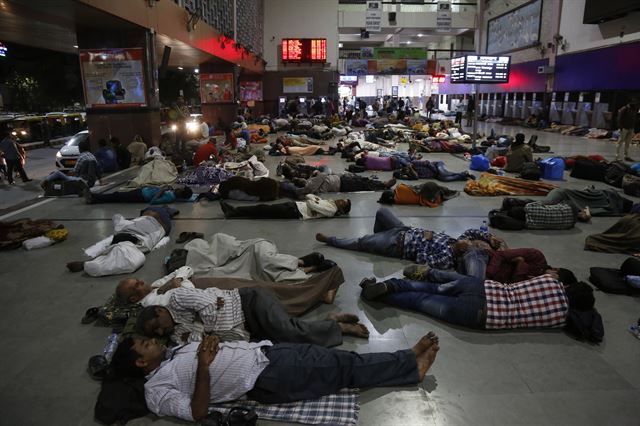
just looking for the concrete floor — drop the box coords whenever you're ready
[0,122,638,426]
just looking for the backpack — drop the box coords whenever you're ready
[94,375,149,424]
[604,161,633,188]
[622,173,640,196]
[519,162,541,181]
[524,201,576,230]
[570,159,606,182]
[470,154,490,171]
[488,209,525,230]
[347,164,366,173]
[565,308,604,344]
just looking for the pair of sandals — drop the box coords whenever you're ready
[299,252,337,272]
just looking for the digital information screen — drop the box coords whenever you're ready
[450,55,511,84]
[282,39,327,63]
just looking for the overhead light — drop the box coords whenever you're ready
[416,78,423,82]
[406,41,412,45]
[194,68,199,73]
[418,34,423,37]
[339,42,343,48]
[73,45,78,48]
[177,66,184,70]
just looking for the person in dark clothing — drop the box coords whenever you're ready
[0,131,31,184]
[426,98,434,118]
[616,99,638,161]
[111,137,131,170]
[95,139,118,172]
[279,173,396,199]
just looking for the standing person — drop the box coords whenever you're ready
[455,100,465,124]
[616,98,638,162]
[0,130,32,184]
[111,137,131,170]
[466,95,475,126]
[426,97,434,119]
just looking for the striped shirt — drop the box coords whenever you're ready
[484,274,569,330]
[145,340,272,421]
[166,287,248,344]
[403,228,490,268]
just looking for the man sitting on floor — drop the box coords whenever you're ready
[220,195,351,220]
[360,268,600,334]
[66,206,176,276]
[111,333,440,421]
[316,207,502,270]
[136,285,369,346]
[280,172,396,199]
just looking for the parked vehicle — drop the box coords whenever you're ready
[55,130,89,172]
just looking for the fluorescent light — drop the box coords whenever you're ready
[73,45,78,48]
[417,34,423,37]
[416,79,423,82]
[406,41,412,45]
[194,68,199,73]
[339,42,343,48]
[177,66,184,70]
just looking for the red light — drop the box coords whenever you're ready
[282,38,326,63]
[282,39,303,62]
[433,75,446,83]
[310,39,326,61]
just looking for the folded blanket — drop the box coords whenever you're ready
[212,388,359,425]
[465,173,557,196]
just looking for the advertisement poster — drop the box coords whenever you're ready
[406,59,427,75]
[377,59,407,74]
[487,0,541,54]
[239,81,263,101]
[79,48,147,108]
[200,73,234,103]
[345,59,369,75]
[374,47,426,59]
[283,77,313,93]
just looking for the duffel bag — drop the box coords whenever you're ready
[604,161,633,188]
[525,201,576,230]
[622,173,640,196]
[488,209,525,230]
[570,159,606,182]
[520,162,542,181]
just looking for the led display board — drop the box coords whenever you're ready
[282,38,327,63]
[450,55,511,84]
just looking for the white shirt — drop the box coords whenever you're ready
[83,241,146,277]
[145,340,272,421]
[142,266,195,307]
[200,122,209,139]
[295,194,338,220]
[113,214,166,252]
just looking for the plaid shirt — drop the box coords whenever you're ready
[484,274,569,329]
[524,201,575,230]
[403,227,490,268]
[73,151,98,175]
[411,160,436,179]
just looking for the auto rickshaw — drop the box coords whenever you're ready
[10,115,46,143]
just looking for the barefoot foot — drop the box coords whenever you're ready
[416,344,439,381]
[340,322,370,338]
[323,289,337,304]
[411,332,437,356]
[315,233,329,243]
[327,311,359,323]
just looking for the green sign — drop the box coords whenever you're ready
[373,47,427,59]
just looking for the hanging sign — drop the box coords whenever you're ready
[437,1,452,32]
[366,1,382,33]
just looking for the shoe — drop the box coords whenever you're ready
[81,307,99,324]
[360,280,388,301]
[403,264,430,281]
[299,252,325,267]
[315,259,337,272]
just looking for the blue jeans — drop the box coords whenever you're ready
[457,248,489,280]
[45,170,84,183]
[432,161,469,182]
[381,274,486,329]
[328,208,408,258]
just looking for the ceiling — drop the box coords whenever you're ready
[339,28,473,49]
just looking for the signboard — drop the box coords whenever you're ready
[283,77,313,93]
[281,39,327,63]
[200,73,234,103]
[376,89,383,97]
[374,47,426,59]
[79,48,147,108]
[339,75,358,83]
[391,86,399,96]
[366,1,382,33]
[345,59,436,76]
[450,55,511,84]
[437,1,452,32]
[360,47,375,59]
[239,81,263,102]
[487,0,542,54]
[345,59,370,75]
[377,59,407,74]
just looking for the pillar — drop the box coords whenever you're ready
[76,25,161,148]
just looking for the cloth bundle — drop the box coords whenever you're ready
[465,173,558,196]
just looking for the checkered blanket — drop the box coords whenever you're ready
[210,388,359,425]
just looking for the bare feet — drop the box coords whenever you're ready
[322,289,337,304]
[416,344,439,381]
[411,332,437,356]
[339,322,370,338]
[315,233,329,243]
[327,312,359,323]
[66,261,85,273]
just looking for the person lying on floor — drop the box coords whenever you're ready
[541,187,633,219]
[218,176,280,201]
[116,261,342,312]
[279,172,396,199]
[165,232,336,282]
[354,151,418,171]
[136,285,369,346]
[84,185,193,204]
[221,195,350,220]
[316,207,502,269]
[360,267,600,333]
[269,141,336,157]
[378,182,459,208]
[111,332,440,422]
[393,159,474,182]
[277,161,331,180]
[66,206,176,277]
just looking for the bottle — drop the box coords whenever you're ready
[103,332,119,363]
[480,220,488,233]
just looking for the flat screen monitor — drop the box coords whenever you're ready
[450,55,511,84]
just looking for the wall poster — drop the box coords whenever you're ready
[240,81,263,101]
[79,48,147,108]
[486,0,542,55]
[283,77,314,93]
[200,73,234,103]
